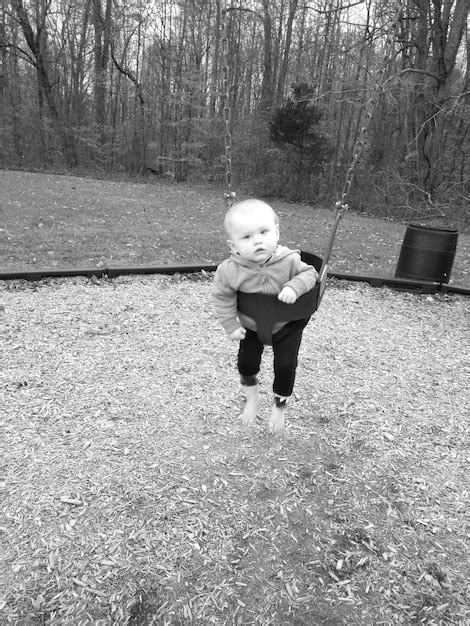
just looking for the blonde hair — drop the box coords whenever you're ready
[224,199,279,237]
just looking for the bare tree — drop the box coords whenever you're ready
[10,0,77,165]
[276,0,299,104]
[0,0,467,212]
[92,0,112,145]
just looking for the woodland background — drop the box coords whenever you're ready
[1,0,469,221]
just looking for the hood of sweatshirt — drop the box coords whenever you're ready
[228,245,299,269]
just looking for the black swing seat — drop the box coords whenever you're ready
[236,252,327,345]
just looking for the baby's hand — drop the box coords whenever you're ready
[228,327,247,341]
[278,286,298,304]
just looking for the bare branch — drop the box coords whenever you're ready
[398,67,440,82]
[304,1,366,15]
[1,42,37,68]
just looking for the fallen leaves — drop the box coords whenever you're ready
[1,170,469,288]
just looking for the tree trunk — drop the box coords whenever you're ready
[92,0,107,144]
[426,0,469,194]
[465,15,470,105]
[0,11,4,115]
[259,0,274,113]
[71,0,91,129]
[294,2,307,82]
[276,0,299,104]
[11,0,77,165]
[209,0,221,119]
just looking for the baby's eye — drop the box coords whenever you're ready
[243,234,250,240]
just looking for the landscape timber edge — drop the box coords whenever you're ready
[0,263,469,297]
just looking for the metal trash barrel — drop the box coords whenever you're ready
[395,224,458,283]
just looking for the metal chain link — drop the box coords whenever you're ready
[335,4,402,217]
[221,0,236,208]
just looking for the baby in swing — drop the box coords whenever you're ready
[212,199,318,432]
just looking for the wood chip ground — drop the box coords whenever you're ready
[1,275,468,624]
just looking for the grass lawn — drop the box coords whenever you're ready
[1,170,469,624]
[0,170,469,287]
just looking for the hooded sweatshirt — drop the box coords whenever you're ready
[212,245,318,336]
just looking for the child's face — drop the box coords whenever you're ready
[227,206,280,264]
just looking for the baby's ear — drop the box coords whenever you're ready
[227,239,236,253]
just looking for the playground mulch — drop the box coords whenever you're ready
[1,169,469,287]
[1,273,468,624]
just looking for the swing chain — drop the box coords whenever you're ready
[221,1,236,208]
[220,2,401,215]
[335,3,401,217]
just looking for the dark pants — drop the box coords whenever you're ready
[238,318,310,397]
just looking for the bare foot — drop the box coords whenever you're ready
[268,405,285,433]
[240,385,259,426]
[241,403,257,426]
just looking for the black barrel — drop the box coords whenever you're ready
[395,224,458,283]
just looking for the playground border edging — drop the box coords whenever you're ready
[0,264,469,296]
